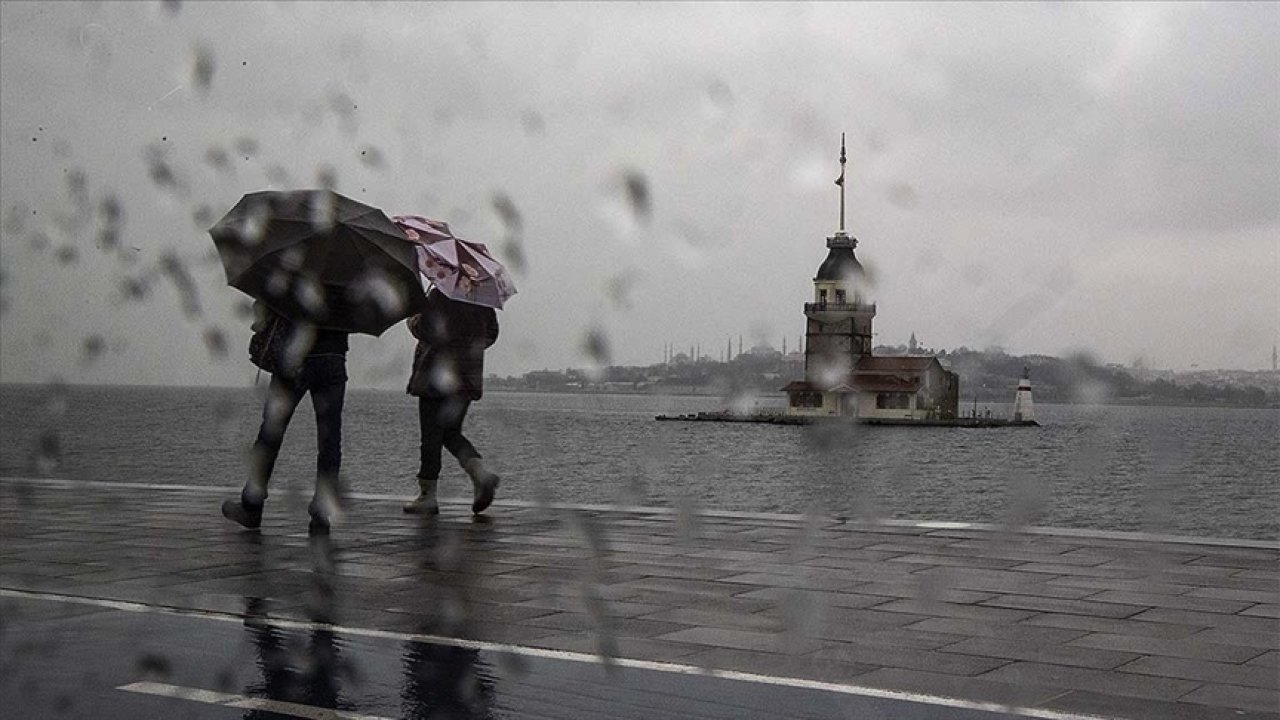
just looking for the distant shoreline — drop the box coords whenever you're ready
[2,382,1275,410]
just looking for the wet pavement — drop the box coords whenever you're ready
[1,477,1277,720]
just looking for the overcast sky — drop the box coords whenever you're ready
[1,1,1277,388]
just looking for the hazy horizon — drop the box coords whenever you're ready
[3,2,1278,389]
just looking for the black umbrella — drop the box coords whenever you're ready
[209,189,425,336]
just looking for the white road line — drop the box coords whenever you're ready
[4,475,1276,549]
[6,588,1106,720]
[118,681,394,720]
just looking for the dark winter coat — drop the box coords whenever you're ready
[406,291,499,401]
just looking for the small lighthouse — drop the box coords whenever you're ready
[1012,365,1035,423]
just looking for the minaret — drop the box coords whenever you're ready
[802,133,877,388]
[1012,365,1035,423]
[1273,344,1278,372]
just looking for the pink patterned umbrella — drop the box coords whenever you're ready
[392,214,517,309]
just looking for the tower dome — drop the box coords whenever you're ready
[815,236,863,282]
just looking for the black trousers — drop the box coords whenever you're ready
[417,395,480,481]
[251,355,347,495]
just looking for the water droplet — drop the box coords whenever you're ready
[65,169,88,205]
[55,246,78,265]
[316,165,337,190]
[192,204,215,229]
[82,335,106,364]
[520,110,545,136]
[358,146,385,169]
[605,272,637,310]
[203,326,228,359]
[887,183,917,209]
[192,45,215,94]
[580,327,611,376]
[119,275,152,302]
[144,145,186,196]
[3,204,27,234]
[204,146,230,171]
[621,169,651,224]
[232,137,258,158]
[134,653,172,679]
[491,193,523,236]
[31,430,61,475]
[159,252,202,318]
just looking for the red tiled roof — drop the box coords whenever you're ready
[781,380,816,392]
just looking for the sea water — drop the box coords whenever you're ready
[1,384,1276,540]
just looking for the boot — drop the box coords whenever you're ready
[403,475,439,515]
[463,458,500,514]
[308,476,342,535]
[221,484,266,529]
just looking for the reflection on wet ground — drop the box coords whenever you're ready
[3,595,1021,720]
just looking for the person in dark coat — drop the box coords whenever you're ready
[222,301,350,534]
[403,288,501,515]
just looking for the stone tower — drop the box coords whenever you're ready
[803,134,876,388]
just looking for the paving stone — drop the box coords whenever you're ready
[867,598,1036,624]
[843,581,1000,604]
[885,553,1025,570]
[811,641,1011,676]
[979,661,1203,701]
[1118,654,1279,690]
[1070,631,1268,663]
[1247,651,1280,668]
[821,626,968,651]
[905,616,1090,645]
[940,635,1140,669]
[1133,607,1280,634]
[1244,604,1280,619]
[729,586,890,610]
[531,631,707,662]
[524,611,692,639]
[1086,589,1256,614]
[1041,689,1280,720]
[512,594,667,618]
[1023,612,1205,639]
[1179,683,1280,714]
[1177,625,1280,653]
[655,626,825,654]
[848,667,1061,707]
[677,647,879,685]
[714,572,860,593]
[909,566,1077,593]
[1048,576,1197,596]
[636,606,783,632]
[980,594,1149,619]
[610,575,751,598]
[1011,562,1145,579]
[1188,587,1280,605]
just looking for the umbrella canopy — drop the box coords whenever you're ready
[210,190,425,336]
[393,214,517,310]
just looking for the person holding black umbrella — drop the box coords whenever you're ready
[221,303,351,533]
[210,190,426,533]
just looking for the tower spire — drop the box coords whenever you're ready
[834,132,847,233]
